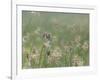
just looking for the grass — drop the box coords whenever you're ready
[22,11,89,69]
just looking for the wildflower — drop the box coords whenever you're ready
[52,49,62,58]
[22,36,26,43]
[43,41,51,48]
[26,53,31,67]
[34,27,40,35]
[75,35,81,43]
[47,47,62,64]
[52,36,57,42]
[64,45,71,53]
[82,41,89,51]
[31,53,40,64]
[76,43,81,48]
[48,56,60,65]
[22,33,30,43]
[31,47,39,54]
[72,55,84,66]
[26,47,40,67]
[51,48,61,59]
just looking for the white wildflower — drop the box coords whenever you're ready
[82,41,89,51]
[34,27,40,35]
[75,35,81,43]
[72,55,84,66]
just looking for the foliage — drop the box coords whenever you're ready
[22,11,89,68]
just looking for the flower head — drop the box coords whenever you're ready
[82,41,89,51]
[75,35,81,43]
[34,27,40,35]
[72,55,84,66]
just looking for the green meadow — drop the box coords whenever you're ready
[22,11,89,68]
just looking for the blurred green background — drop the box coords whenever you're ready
[22,11,89,69]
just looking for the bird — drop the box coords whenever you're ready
[42,32,52,56]
[42,32,52,41]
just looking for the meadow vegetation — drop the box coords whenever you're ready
[22,11,89,68]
